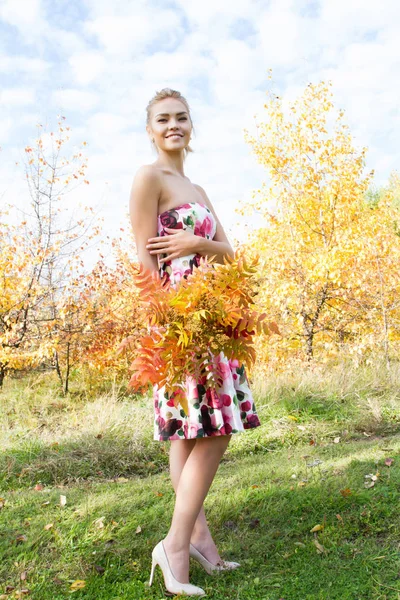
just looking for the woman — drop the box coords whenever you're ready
[129,88,261,597]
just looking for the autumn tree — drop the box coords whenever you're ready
[41,248,143,395]
[0,116,102,387]
[240,77,400,370]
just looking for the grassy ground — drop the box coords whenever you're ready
[1,360,400,599]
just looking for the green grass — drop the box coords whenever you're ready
[1,360,400,599]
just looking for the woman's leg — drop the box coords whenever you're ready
[163,435,232,583]
[169,439,225,564]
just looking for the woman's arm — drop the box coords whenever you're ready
[194,236,235,264]
[129,165,161,274]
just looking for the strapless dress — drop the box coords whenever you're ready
[153,201,261,440]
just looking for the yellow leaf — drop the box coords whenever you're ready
[70,580,86,590]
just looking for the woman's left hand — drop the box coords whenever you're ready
[146,227,198,262]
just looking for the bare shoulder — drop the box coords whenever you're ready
[133,163,161,185]
[129,163,161,225]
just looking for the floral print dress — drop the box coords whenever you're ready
[153,201,261,441]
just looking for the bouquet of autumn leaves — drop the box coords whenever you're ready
[117,248,278,407]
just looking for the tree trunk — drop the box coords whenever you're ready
[0,363,6,389]
[54,349,64,389]
[64,342,70,395]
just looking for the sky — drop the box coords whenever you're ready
[1,0,399,264]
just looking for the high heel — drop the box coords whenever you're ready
[189,543,241,575]
[149,539,206,597]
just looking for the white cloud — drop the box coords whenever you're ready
[0,117,12,143]
[0,55,49,74]
[0,0,43,28]
[258,8,314,68]
[173,0,259,26]
[0,0,47,41]
[52,89,99,112]
[68,52,106,85]
[84,9,184,56]
[0,88,35,106]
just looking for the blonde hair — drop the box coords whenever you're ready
[146,88,194,159]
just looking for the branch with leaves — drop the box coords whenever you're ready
[117,248,280,405]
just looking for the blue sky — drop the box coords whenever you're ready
[1,0,399,257]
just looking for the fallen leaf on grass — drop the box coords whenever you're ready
[44,523,53,530]
[94,517,105,529]
[13,590,30,598]
[59,495,67,507]
[0,498,5,509]
[340,488,352,497]
[336,514,344,524]
[70,580,86,590]
[223,520,237,530]
[94,565,105,574]
[313,538,327,554]
[310,524,324,533]
[15,535,28,544]
[135,525,142,534]
[249,519,260,529]
[34,484,43,491]
[334,437,340,444]
[364,473,379,488]
[385,458,394,467]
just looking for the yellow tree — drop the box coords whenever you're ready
[0,210,44,386]
[348,176,400,366]
[240,77,400,369]
[0,116,101,387]
[45,250,143,394]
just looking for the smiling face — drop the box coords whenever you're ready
[147,97,193,154]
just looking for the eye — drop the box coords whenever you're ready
[157,117,187,122]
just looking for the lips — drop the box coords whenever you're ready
[166,133,183,138]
